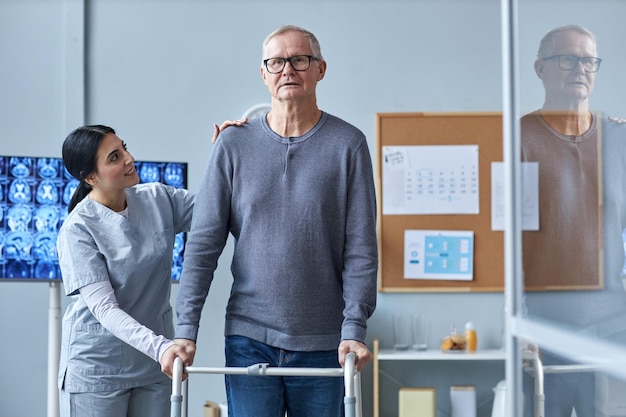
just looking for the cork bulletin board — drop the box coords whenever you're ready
[376,112,504,292]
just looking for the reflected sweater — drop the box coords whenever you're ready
[522,111,626,332]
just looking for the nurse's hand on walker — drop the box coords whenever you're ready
[338,339,372,372]
[161,339,197,380]
[211,118,248,143]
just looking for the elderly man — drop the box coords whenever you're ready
[172,25,378,417]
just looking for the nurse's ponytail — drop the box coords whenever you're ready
[62,125,116,213]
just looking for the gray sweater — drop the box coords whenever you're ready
[175,112,378,351]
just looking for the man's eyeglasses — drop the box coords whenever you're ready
[263,55,319,74]
[542,54,602,73]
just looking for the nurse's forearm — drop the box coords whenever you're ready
[80,280,173,362]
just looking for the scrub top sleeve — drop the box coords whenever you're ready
[165,185,195,233]
[57,223,110,296]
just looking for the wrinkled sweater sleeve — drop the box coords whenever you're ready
[340,136,378,343]
[174,141,232,341]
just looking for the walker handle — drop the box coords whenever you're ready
[170,357,184,417]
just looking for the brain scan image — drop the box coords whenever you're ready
[1,155,188,281]
[8,179,32,204]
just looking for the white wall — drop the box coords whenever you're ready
[2,1,626,417]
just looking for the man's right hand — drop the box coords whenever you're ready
[160,339,197,380]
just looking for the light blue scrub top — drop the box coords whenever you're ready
[57,183,194,392]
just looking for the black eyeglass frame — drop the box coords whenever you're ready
[263,55,320,74]
[542,54,602,73]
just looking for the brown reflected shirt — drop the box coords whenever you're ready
[521,111,601,289]
[522,111,626,332]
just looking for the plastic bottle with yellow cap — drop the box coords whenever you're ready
[465,321,477,352]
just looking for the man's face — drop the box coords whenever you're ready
[535,31,598,106]
[260,30,326,103]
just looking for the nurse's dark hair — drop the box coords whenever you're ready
[62,124,116,213]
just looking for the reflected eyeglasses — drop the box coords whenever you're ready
[542,54,602,73]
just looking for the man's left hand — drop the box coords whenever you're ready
[338,339,372,372]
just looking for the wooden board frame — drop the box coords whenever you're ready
[376,112,504,292]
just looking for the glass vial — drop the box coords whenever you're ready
[465,321,477,352]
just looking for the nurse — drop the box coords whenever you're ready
[56,124,195,417]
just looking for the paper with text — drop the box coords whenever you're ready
[382,145,479,215]
[490,162,539,231]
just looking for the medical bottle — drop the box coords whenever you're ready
[465,322,477,352]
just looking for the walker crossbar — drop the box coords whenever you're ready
[170,352,361,417]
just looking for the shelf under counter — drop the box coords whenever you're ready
[377,348,506,361]
[372,339,506,417]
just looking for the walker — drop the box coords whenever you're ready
[491,350,598,417]
[170,352,362,417]
[524,349,598,417]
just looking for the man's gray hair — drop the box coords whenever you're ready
[537,25,596,58]
[262,25,323,60]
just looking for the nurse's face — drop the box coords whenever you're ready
[87,133,139,193]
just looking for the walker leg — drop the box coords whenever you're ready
[532,352,544,417]
[534,393,545,417]
[171,357,184,417]
[354,372,362,417]
[343,352,358,417]
[170,395,182,417]
[344,399,356,417]
[182,379,188,417]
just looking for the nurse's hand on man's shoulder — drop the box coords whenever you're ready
[211,117,248,143]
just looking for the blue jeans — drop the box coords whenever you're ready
[224,335,344,417]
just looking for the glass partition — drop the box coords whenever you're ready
[505,1,626,415]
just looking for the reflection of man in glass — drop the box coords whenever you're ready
[522,25,626,417]
[522,25,601,290]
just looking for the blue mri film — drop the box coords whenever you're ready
[0,156,188,281]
